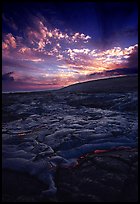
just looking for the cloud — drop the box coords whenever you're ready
[2,12,138,91]
[2,33,17,50]
[89,65,138,77]
[2,42,9,50]
[2,72,15,81]
[105,67,138,75]
[2,16,92,66]
[2,57,44,73]
[26,17,91,52]
[56,44,138,81]
[2,13,93,76]
[72,48,90,54]
[19,47,31,53]
[127,44,138,68]
[2,71,75,91]
[70,32,91,43]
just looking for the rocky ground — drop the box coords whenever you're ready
[2,87,138,202]
[57,148,138,202]
[2,148,138,202]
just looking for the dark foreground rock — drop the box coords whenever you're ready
[2,148,138,202]
[2,77,138,202]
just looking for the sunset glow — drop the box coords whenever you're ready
[2,2,138,91]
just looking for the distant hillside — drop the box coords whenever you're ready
[58,75,138,93]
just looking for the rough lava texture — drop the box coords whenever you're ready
[2,76,138,202]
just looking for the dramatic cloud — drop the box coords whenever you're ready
[59,44,138,76]
[2,27,138,90]
[2,2,138,91]
[127,44,138,68]
[2,33,16,50]
[2,16,92,68]
[25,18,91,53]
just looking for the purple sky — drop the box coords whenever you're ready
[2,2,138,92]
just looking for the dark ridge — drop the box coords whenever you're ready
[58,75,138,93]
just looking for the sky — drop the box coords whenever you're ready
[2,1,138,92]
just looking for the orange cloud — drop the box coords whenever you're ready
[2,33,16,50]
[19,47,31,53]
[2,16,137,92]
[27,18,91,52]
[3,17,92,64]
[2,42,9,50]
[59,44,138,76]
